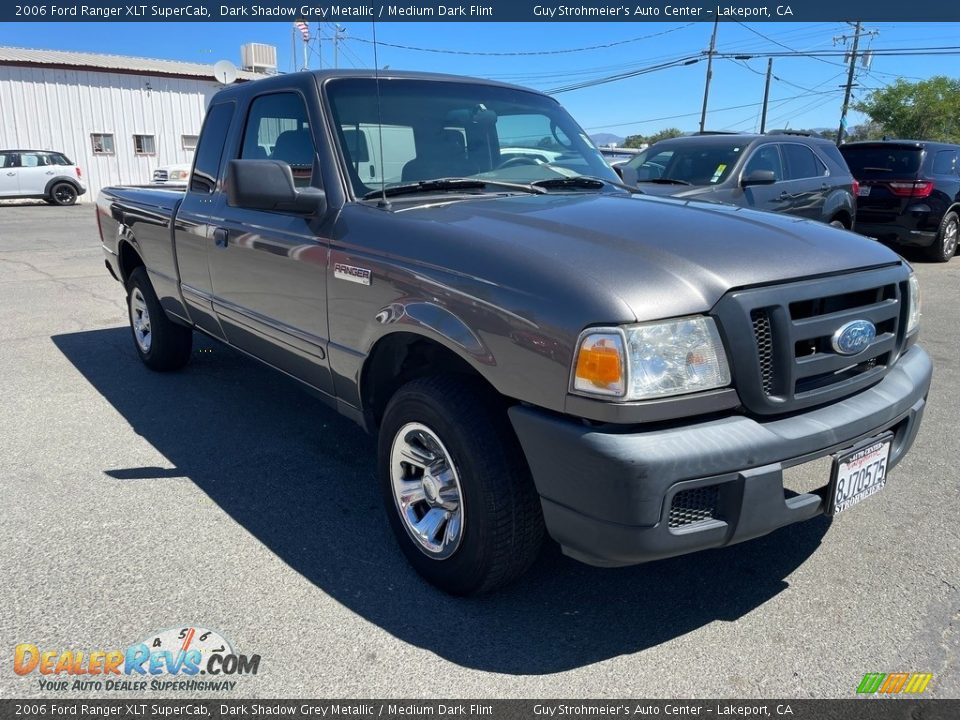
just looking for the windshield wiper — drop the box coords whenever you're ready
[532,175,642,194]
[636,178,693,185]
[362,177,545,200]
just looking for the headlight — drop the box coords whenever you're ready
[906,273,920,334]
[572,316,731,401]
[169,169,188,180]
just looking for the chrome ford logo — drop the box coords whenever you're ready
[831,320,876,355]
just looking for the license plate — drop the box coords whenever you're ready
[857,185,871,197]
[827,434,892,515]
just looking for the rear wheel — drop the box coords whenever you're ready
[926,211,958,262]
[378,376,544,595]
[125,267,192,371]
[49,182,78,206]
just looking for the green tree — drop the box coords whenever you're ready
[853,76,960,143]
[844,121,885,143]
[623,128,683,148]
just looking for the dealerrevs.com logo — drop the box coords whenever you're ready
[13,626,261,692]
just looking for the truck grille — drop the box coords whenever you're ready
[669,486,720,528]
[715,265,910,415]
[153,169,168,182]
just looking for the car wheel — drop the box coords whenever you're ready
[125,267,192,371]
[49,182,78,206]
[378,375,544,595]
[926,211,959,263]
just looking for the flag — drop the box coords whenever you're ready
[294,21,310,42]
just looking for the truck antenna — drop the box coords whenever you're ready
[371,21,391,210]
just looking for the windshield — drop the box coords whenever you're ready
[839,145,923,178]
[325,78,619,197]
[624,140,745,185]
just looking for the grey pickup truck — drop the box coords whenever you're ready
[97,70,932,595]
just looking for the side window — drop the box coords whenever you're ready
[241,92,316,187]
[782,144,823,180]
[744,145,784,181]
[133,135,156,155]
[932,150,957,175]
[0,153,19,168]
[91,133,115,154]
[20,153,41,168]
[190,102,234,195]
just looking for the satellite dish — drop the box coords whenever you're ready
[213,60,238,85]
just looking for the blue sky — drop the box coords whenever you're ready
[2,21,958,138]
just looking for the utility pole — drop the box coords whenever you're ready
[835,22,877,144]
[332,25,346,69]
[699,18,719,133]
[759,58,773,134]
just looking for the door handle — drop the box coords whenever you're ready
[5,172,14,176]
[45,171,55,175]
[213,228,229,248]
[778,191,790,200]
[820,183,829,190]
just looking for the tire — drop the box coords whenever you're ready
[125,267,192,371]
[49,182,78,206]
[377,376,544,595]
[926,210,959,263]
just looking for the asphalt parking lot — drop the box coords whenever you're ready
[0,201,957,699]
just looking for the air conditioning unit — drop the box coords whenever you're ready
[241,44,278,74]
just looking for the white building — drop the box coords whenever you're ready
[0,46,267,199]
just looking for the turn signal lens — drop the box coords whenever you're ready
[573,332,626,397]
[906,273,921,334]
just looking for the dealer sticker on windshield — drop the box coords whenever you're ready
[827,434,893,515]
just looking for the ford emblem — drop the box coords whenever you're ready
[831,320,876,356]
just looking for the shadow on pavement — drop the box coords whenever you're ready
[53,326,830,675]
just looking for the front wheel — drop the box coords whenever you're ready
[378,376,544,595]
[926,211,958,262]
[49,182,78,206]
[126,267,192,371]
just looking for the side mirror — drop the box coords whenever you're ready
[612,165,624,180]
[225,159,326,214]
[741,169,777,187]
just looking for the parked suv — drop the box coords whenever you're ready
[0,150,86,205]
[839,140,960,262]
[618,132,857,228]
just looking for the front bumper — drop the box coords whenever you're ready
[509,346,932,567]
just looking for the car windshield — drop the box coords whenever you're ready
[624,140,745,185]
[325,78,619,198]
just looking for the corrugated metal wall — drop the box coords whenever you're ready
[0,65,222,200]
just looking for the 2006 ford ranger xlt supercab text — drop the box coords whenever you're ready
[97,71,932,595]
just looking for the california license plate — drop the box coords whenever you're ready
[857,185,871,197]
[827,434,893,515]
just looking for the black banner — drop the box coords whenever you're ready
[2,700,960,720]
[5,0,960,23]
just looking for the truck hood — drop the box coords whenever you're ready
[631,182,719,199]
[396,191,900,322]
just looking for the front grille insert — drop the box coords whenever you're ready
[714,266,909,415]
[669,486,720,528]
[751,309,775,395]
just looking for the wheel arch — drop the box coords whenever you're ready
[117,237,146,285]
[360,330,502,431]
[43,176,82,197]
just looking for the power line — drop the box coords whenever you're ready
[584,89,842,131]
[547,55,702,94]
[347,24,696,56]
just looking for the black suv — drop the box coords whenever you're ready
[618,132,857,228]
[839,140,960,262]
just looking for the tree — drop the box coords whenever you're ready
[844,121,885,143]
[854,76,960,143]
[623,127,683,148]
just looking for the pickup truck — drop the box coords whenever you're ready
[97,70,932,595]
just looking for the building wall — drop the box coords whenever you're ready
[0,65,222,200]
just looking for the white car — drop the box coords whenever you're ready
[152,163,191,187]
[0,150,86,205]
